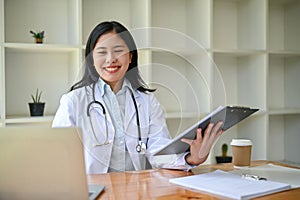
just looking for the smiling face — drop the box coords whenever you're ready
[93,31,132,92]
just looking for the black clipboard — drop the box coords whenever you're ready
[154,106,259,156]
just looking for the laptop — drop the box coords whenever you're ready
[0,127,104,200]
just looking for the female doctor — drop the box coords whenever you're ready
[52,21,224,174]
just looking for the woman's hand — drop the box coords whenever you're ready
[181,121,224,166]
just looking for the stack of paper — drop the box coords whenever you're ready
[169,170,291,200]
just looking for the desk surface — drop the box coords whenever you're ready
[87,160,300,199]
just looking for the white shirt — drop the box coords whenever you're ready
[99,78,135,171]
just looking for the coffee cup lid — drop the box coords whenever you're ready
[230,139,252,146]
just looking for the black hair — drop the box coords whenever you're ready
[70,21,154,93]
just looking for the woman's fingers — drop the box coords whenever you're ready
[181,121,223,145]
[181,128,203,145]
[211,121,224,140]
[181,122,224,165]
[181,138,193,145]
[205,121,223,136]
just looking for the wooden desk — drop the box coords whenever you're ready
[87,160,300,199]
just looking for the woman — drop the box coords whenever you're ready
[52,21,223,174]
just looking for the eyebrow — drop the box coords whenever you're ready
[94,44,126,50]
[113,45,126,49]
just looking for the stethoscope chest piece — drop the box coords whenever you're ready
[136,140,146,153]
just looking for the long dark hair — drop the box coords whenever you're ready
[70,21,154,93]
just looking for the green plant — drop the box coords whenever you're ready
[222,143,228,157]
[29,30,45,39]
[31,88,43,103]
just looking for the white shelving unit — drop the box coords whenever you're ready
[267,0,300,166]
[0,0,299,165]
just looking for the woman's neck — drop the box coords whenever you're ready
[107,78,124,94]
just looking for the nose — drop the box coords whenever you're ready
[106,51,117,64]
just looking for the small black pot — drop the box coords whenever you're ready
[29,103,45,116]
[215,156,232,164]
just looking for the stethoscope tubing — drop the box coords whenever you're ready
[86,82,146,153]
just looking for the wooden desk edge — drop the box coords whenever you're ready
[192,160,300,175]
[87,160,300,200]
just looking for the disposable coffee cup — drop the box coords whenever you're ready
[230,139,252,168]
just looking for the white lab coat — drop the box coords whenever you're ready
[52,84,187,174]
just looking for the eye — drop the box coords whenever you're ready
[114,49,124,53]
[96,51,107,55]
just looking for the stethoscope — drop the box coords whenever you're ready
[86,82,147,153]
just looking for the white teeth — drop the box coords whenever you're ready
[105,67,118,71]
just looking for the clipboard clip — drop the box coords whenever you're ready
[242,174,267,181]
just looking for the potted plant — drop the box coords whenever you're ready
[28,88,45,116]
[29,30,45,43]
[215,143,232,163]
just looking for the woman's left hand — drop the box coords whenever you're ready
[181,121,224,165]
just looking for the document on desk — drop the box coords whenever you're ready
[230,164,300,188]
[169,170,291,200]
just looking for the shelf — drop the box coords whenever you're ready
[268,54,300,109]
[4,43,80,52]
[268,114,300,164]
[269,50,300,57]
[4,0,80,45]
[212,49,266,56]
[269,108,300,115]
[151,0,211,49]
[151,51,211,115]
[213,52,267,110]
[4,50,79,117]
[5,115,54,124]
[213,0,267,50]
[82,0,149,44]
[269,0,300,51]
